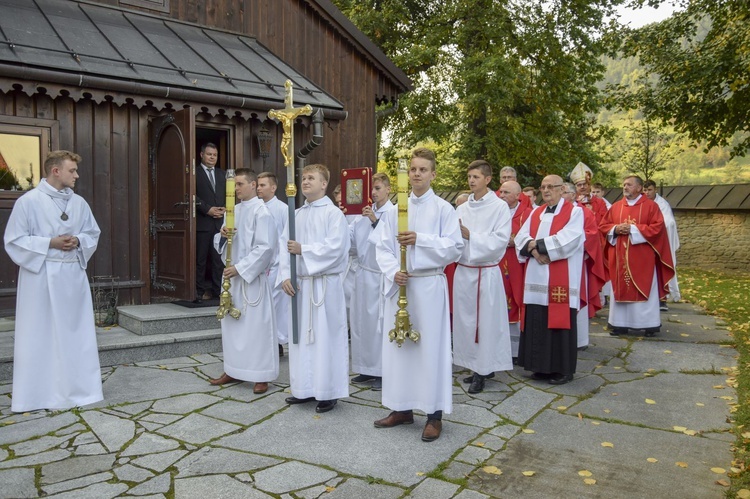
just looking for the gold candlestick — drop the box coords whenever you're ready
[216,169,241,320]
[389,159,420,347]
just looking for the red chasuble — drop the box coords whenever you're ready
[500,203,532,323]
[600,196,674,302]
[580,205,606,317]
[580,195,608,225]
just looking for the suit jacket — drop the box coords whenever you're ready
[196,164,226,232]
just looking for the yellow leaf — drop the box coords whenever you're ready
[522,429,535,434]
[664,350,672,354]
[313,415,321,420]
[736,489,750,498]
[711,467,726,474]
[603,409,611,414]
[578,413,583,421]
[680,333,689,337]
[475,442,485,447]
[645,399,656,404]
[578,470,593,477]
[742,432,750,439]
[720,396,734,401]
[673,426,687,431]
[613,366,622,370]
[583,478,597,485]
[611,392,618,396]
[713,385,725,389]
[591,421,601,426]
[416,472,425,476]
[676,462,688,468]
[716,479,730,487]
[522,471,536,477]
[325,486,336,492]
[684,430,698,436]
[601,442,614,448]
[696,403,705,407]
[22,412,30,417]
[556,406,567,411]
[647,458,658,463]
[482,466,502,475]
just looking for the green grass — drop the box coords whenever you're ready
[679,267,750,497]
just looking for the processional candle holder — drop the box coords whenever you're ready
[388,158,420,347]
[216,169,241,320]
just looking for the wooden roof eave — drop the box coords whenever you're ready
[0,63,349,123]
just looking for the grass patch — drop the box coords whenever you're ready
[678,267,750,496]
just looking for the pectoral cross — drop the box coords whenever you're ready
[267,80,313,197]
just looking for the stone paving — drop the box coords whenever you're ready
[0,302,737,498]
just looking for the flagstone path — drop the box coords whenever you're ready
[0,302,736,498]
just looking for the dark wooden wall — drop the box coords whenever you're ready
[94,0,405,188]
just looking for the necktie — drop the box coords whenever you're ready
[207,168,215,190]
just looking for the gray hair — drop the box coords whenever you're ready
[562,182,577,195]
[500,166,517,177]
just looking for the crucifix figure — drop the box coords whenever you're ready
[267,80,313,345]
[268,80,313,197]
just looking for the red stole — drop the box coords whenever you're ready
[527,202,574,330]
[500,204,531,323]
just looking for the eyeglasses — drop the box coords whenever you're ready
[539,184,562,191]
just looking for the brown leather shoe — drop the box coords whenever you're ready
[253,382,269,394]
[421,419,442,442]
[209,373,238,386]
[374,411,414,428]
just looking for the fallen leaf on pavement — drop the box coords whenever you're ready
[647,458,658,463]
[696,402,705,407]
[522,429,535,434]
[578,470,593,477]
[482,466,501,475]
[591,421,601,426]
[711,467,726,474]
[522,471,536,477]
[736,489,750,498]
[673,426,687,432]
[557,406,567,411]
[684,430,698,436]
[603,409,611,413]
[645,399,656,404]
[664,350,672,354]
[475,442,485,447]
[716,479,729,487]
[601,442,614,448]
[676,462,688,468]
[584,478,597,485]
[416,472,425,476]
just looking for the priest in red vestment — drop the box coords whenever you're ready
[600,175,674,337]
[497,181,532,359]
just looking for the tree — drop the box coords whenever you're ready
[332,0,625,189]
[618,115,677,181]
[615,0,750,156]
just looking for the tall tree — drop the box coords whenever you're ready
[333,0,623,188]
[615,0,750,156]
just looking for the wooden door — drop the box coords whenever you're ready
[148,108,196,300]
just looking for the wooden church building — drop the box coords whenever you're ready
[0,0,411,312]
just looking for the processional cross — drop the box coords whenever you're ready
[267,80,312,344]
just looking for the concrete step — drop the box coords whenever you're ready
[118,303,221,335]
[0,304,225,382]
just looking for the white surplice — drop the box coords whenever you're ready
[265,196,290,344]
[349,200,395,376]
[343,214,360,322]
[278,196,350,401]
[4,179,102,412]
[515,200,585,309]
[214,197,278,381]
[376,189,463,414]
[453,192,513,375]
[654,194,681,301]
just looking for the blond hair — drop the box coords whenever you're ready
[303,164,330,183]
[44,150,81,176]
[257,171,277,185]
[372,172,390,187]
[411,147,436,171]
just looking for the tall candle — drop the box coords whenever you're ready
[225,169,236,229]
[397,159,409,233]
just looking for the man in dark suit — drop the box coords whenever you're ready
[195,142,226,302]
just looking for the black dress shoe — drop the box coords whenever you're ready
[315,400,337,413]
[468,374,485,394]
[549,373,574,385]
[529,372,551,380]
[644,327,660,338]
[463,372,495,383]
[285,396,315,405]
[192,298,203,304]
[352,374,377,383]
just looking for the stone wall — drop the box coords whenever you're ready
[675,210,750,270]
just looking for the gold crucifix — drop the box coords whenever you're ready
[267,80,313,197]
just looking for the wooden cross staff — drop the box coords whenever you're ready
[268,80,312,345]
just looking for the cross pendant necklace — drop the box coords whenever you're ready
[60,212,69,221]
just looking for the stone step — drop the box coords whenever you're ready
[117,303,221,336]
[0,305,224,382]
